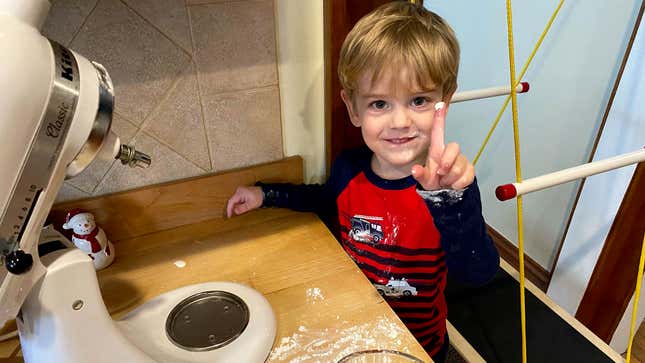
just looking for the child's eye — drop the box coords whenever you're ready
[411,97,430,107]
[369,100,388,110]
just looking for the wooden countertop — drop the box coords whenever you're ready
[0,206,431,362]
[2,156,620,362]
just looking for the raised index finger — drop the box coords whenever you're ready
[429,101,446,163]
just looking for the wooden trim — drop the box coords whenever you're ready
[487,225,550,292]
[48,157,303,242]
[324,0,392,169]
[549,0,645,284]
[323,0,333,176]
[446,321,486,363]
[575,162,645,343]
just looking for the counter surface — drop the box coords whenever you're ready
[0,208,432,362]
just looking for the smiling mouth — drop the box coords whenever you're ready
[385,137,416,144]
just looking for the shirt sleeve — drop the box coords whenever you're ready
[417,178,500,286]
[256,149,363,229]
[257,181,333,214]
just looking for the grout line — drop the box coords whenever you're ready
[61,181,92,198]
[140,130,208,172]
[70,0,192,132]
[89,159,118,195]
[187,0,262,8]
[118,0,193,58]
[203,83,280,99]
[111,65,209,173]
[65,182,87,194]
[90,160,118,196]
[187,7,215,171]
[135,60,190,136]
[188,83,280,171]
[135,59,191,134]
[184,0,195,56]
[182,0,278,171]
[112,111,140,141]
[68,0,101,47]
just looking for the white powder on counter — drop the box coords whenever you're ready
[305,287,325,303]
[267,316,414,362]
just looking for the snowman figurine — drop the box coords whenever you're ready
[62,209,115,270]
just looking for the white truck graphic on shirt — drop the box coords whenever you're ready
[349,215,384,243]
[374,278,418,297]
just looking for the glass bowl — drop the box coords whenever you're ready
[338,349,426,363]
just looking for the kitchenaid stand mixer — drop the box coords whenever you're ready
[0,1,276,361]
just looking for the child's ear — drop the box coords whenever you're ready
[341,90,361,127]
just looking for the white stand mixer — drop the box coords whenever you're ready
[0,1,277,361]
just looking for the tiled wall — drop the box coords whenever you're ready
[48,0,283,202]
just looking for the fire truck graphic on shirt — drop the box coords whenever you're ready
[348,215,384,243]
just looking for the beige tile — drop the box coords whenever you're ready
[55,182,90,203]
[144,63,211,171]
[94,132,203,196]
[122,0,192,54]
[67,114,139,193]
[186,0,248,5]
[189,0,277,96]
[112,113,140,143]
[42,0,98,46]
[71,0,191,125]
[203,86,283,171]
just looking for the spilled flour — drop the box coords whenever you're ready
[305,287,325,303]
[268,315,411,362]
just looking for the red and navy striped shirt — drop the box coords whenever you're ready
[260,147,499,356]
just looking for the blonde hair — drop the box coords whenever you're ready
[338,1,459,100]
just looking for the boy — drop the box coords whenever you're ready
[226,2,499,361]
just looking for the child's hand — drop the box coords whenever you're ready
[226,186,263,218]
[411,102,475,190]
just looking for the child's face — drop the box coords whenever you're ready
[342,67,449,179]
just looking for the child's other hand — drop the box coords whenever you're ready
[226,186,263,218]
[411,103,474,191]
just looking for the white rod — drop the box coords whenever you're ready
[496,148,645,201]
[452,82,529,103]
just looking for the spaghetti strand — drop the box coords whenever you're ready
[504,1,527,362]
[626,232,645,363]
[473,0,564,166]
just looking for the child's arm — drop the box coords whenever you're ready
[412,102,499,285]
[256,182,334,214]
[226,149,361,219]
[226,182,333,218]
[226,182,339,235]
[418,179,499,286]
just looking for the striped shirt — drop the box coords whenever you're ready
[260,146,499,356]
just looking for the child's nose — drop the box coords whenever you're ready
[390,108,411,128]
